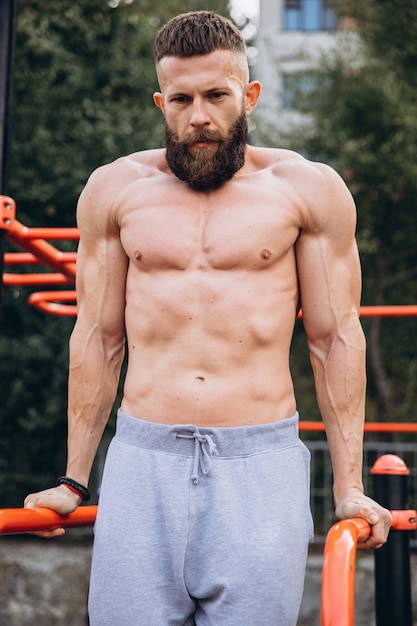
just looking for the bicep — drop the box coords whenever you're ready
[74,180,128,339]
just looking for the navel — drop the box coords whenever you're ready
[260,249,272,261]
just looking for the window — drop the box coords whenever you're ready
[284,0,337,32]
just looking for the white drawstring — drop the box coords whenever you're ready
[176,430,218,484]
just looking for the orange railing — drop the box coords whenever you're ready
[0,505,98,534]
[2,196,78,316]
[322,509,417,626]
[322,517,371,626]
[0,505,413,626]
[299,421,417,433]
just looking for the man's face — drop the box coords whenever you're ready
[154,50,260,190]
[164,106,248,190]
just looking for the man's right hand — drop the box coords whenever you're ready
[24,485,82,538]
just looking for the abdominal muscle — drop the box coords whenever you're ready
[121,265,298,427]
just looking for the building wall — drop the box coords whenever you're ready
[254,0,340,142]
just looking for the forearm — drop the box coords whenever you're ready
[66,325,125,486]
[309,323,367,504]
[23,329,123,531]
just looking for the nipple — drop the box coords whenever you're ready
[260,249,271,260]
[134,250,142,261]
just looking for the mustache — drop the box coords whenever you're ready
[169,128,227,146]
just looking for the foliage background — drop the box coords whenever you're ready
[0,0,230,506]
[255,0,417,432]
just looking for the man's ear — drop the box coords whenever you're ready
[153,92,164,112]
[244,81,261,115]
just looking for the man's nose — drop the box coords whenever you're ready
[190,99,210,127]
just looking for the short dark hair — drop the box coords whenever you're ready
[153,11,246,63]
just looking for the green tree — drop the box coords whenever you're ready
[1,0,230,506]
[12,0,222,226]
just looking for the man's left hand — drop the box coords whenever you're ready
[335,488,392,550]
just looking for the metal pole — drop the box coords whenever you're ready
[372,454,413,626]
[0,0,18,309]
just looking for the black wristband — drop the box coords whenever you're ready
[56,476,91,502]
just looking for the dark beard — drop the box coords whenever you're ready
[164,109,248,191]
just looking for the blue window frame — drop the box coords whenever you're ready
[284,0,337,31]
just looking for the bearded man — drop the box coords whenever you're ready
[25,11,391,626]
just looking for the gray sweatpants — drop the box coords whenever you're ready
[88,409,313,625]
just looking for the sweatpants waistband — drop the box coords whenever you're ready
[115,409,300,458]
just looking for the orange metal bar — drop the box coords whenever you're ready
[359,305,417,317]
[0,506,97,535]
[321,518,371,626]
[3,273,72,286]
[4,218,77,281]
[299,421,326,432]
[390,510,417,531]
[296,305,417,319]
[11,227,79,240]
[299,421,417,433]
[321,510,417,626]
[2,210,78,315]
[363,422,417,432]
[28,291,77,316]
[5,251,77,264]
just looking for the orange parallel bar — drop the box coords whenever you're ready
[321,518,371,626]
[5,251,77,264]
[359,305,417,317]
[299,422,417,433]
[321,511,417,626]
[0,506,97,535]
[3,273,72,286]
[28,291,77,316]
[296,305,417,319]
[363,422,417,432]
[9,227,79,240]
[5,218,77,281]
